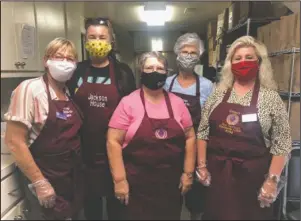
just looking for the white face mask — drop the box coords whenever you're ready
[46,60,77,82]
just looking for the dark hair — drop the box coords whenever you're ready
[84,17,116,58]
[84,17,110,30]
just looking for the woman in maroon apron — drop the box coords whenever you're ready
[196,36,292,220]
[68,18,136,220]
[168,73,207,218]
[5,38,84,220]
[106,52,196,220]
[167,33,213,219]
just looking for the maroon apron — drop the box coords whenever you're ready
[24,75,83,220]
[119,89,186,220]
[168,73,201,130]
[168,74,205,213]
[203,80,274,220]
[72,60,120,197]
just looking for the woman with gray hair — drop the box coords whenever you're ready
[197,36,292,220]
[106,51,196,219]
[164,32,213,219]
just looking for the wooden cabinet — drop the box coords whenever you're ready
[1,2,38,71]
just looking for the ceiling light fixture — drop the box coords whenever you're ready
[137,3,173,26]
[151,38,163,51]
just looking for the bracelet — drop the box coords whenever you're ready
[197,160,207,169]
[266,174,280,183]
[183,172,193,179]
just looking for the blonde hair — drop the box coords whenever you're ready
[44,37,78,60]
[218,36,277,91]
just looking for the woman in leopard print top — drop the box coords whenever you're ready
[196,36,292,220]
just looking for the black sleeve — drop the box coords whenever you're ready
[114,60,136,97]
[67,60,89,97]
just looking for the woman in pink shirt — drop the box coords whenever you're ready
[107,51,196,220]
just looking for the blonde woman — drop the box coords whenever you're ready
[5,38,83,220]
[196,36,292,220]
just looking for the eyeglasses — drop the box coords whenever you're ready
[180,51,199,57]
[143,66,167,74]
[85,17,110,28]
[52,55,76,63]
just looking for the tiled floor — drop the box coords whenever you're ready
[78,197,194,220]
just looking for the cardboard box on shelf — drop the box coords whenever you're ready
[283,100,300,141]
[293,53,300,92]
[216,8,229,39]
[239,1,274,23]
[228,2,240,30]
[215,44,221,62]
[257,26,264,43]
[262,24,272,52]
[271,54,300,92]
[269,21,281,53]
[296,12,300,46]
[208,37,216,51]
[279,14,300,50]
[208,50,216,67]
[207,20,217,39]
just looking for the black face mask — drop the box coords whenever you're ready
[141,71,167,90]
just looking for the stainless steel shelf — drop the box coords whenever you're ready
[269,48,300,57]
[292,140,300,147]
[226,17,280,34]
[279,91,301,98]
[1,72,44,78]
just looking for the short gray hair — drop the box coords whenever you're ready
[174,33,205,56]
[138,51,168,71]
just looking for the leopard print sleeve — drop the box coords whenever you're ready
[267,91,292,156]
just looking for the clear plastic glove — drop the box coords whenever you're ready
[196,167,211,186]
[114,179,129,205]
[258,174,287,208]
[179,172,193,195]
[28,179,56,208]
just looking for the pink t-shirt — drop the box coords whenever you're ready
[109,89,193,148]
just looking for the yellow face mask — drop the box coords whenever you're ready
[85,40,112,58]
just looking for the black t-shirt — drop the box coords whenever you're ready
[67,59,136,98]
[68,61,111,96]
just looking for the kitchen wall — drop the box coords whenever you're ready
[113,24,135,70]
[1,2,85,119]
[133,31,183,52]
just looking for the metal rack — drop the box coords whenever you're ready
[226,17,280,36]
[268,47,300,115]
[214,17,280,78]
[272,47,301,220]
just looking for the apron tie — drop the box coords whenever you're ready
[214,155,246,185]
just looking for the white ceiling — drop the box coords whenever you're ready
[84,2,231,32]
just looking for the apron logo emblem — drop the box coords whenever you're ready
[155,128,168,139]
[226,113,240,126]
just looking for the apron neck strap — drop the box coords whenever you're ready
[168,74,177,92]
[250,78,260,107]
[222,88,232,102]
[83,58,115,83]
[43,74,52,104]
[222,78,260,105]
[194,73,200,97]
[140,89,174,119]
[168,73,200,97]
